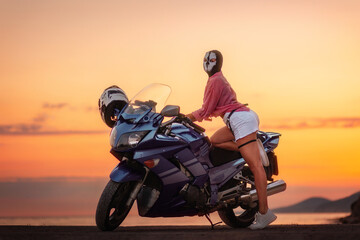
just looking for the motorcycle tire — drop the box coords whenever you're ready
[218,206,257,228]
[96,180,136,231]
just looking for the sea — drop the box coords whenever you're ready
[0,213,348,226]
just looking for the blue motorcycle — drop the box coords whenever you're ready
[96,83,286,230]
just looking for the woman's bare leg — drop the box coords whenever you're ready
[236,132,268,214]
[210,126,238,151]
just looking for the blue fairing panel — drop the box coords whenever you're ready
[110,163,143,183]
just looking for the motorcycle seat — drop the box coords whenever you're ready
[209,147,242,167]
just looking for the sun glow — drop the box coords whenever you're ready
[1,0,360,216]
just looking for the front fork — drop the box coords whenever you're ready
[125,167,150,207]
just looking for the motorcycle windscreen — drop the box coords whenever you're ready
[123,83,171,115]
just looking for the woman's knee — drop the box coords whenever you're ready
[210,134,223,145]
[209,134,217,144]
[210,136,224,148]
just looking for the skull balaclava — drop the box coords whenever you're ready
[203,50,223,77]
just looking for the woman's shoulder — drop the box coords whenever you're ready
[208,72,227,87]
[210,71,224,79]
[209,72,226,82]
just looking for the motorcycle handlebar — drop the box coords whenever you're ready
[160,114,206,134]
[178,114,206,133]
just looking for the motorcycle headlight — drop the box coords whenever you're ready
[128,132,145,147]
[113,131,149,150]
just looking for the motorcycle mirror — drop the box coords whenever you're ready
[160,105,180,117]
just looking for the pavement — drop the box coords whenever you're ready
[1,225,360,240]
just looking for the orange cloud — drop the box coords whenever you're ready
[262,117,360,130]
[0,102,103,135]
[0,124,106,135]
[42,102,69,109]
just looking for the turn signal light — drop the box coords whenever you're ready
[144,159,160,168]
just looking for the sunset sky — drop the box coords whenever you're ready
[1,0,360,217]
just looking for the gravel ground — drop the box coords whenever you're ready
[1,225,360,240]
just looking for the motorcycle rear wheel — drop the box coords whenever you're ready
[218,206,257,228]
[96,180,136,231]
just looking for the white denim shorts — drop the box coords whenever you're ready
[223,109,260,141]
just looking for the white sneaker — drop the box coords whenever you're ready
[248,209,277,230]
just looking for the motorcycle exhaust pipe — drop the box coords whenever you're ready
[200,180,286,216]
[240,179,287,203]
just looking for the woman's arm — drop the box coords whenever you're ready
[186,113,196,122]
[191,78,224,122]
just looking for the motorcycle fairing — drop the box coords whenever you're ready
[173,148,208,185]
[110,162,143,183]
[170,123,206,145]
[110,112,160,150]
[133,148,190,199]
[171,123,214,167]
[208,158,246,185]
[133,145,185,160]
[144,194,198,217]
[134,152,189,186]
[208,158,246,205]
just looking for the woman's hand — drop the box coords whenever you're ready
[186,113,196,122]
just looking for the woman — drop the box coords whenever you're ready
[186,50,276,230]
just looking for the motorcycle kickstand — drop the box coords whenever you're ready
[204,213,222,230]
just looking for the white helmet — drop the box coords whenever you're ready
[98,85,128,128]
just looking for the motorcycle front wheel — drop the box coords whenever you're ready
[96,180,136,231]
[218,205,257,228]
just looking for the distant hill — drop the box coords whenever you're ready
[316,192,360,212]
[274,192,360,213]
